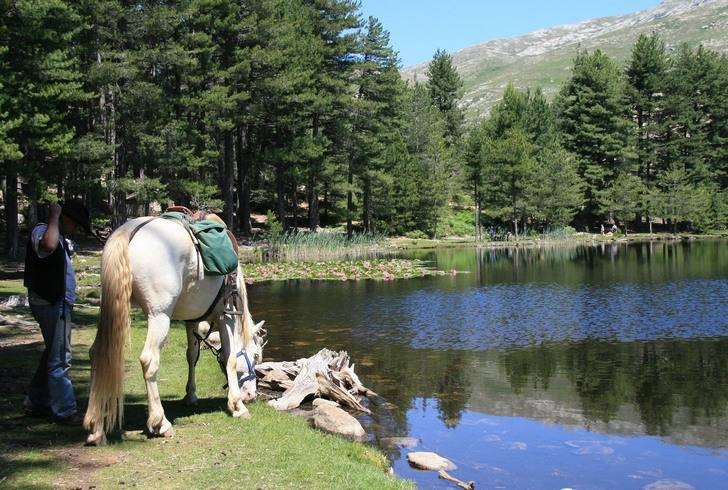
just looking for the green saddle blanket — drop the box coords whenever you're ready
[162,212,238,276]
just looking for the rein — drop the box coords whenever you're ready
[192,273,257,386]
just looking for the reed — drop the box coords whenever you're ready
[268,231,387,261]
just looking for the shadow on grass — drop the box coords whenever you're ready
[0,336,91,486]
[112,395,231,441]
[1,319,234,486]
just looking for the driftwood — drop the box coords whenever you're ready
[256,348,375,413]
[438,470,475,489]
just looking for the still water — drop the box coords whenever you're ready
[249,240,728,489]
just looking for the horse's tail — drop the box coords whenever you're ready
[236,265,254,344]
[84,228,133,435]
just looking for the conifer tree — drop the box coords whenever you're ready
[0,0,86,256]
[425,49,464,145]
[555,49,633,223]
[302,0,360,231]
[391,83,451,237]
[348,15,403,235]
[626,33,669,186]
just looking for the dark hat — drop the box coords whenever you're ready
[61,199,92,235]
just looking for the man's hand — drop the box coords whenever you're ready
[48,202,62,221]
[39,202,62,253]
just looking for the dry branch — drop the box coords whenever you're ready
[257,348,374,413]
[438,470,475,489]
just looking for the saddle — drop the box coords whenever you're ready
[163,206,239,276]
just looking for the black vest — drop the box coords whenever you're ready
[24,227,68,303]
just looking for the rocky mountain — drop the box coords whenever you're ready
[401,0,728,119]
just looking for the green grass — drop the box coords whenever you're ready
[94,317,411,489]
[0,265,413,489]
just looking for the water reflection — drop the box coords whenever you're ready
[250,240,728,487]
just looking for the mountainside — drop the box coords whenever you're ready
[401,0,728,119]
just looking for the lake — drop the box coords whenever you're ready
[249,239,728,489]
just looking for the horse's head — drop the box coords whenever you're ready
[234,319,265,402]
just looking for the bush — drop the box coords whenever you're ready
[543,226,577,240]
[441,209,475,237]
[405,230,428,239]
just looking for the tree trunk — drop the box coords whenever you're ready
[236,125,252,235]
[308,116,321,232]
[292,175,299,230]
[362,177,371,233]
[3,172,19,259]
[307,177,319,232]
[474,180,482,241]
[346,162,354,238]
[222,130,234,227]
[275,135,286,229]
[106,90,127,229]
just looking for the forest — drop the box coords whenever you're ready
[2,0,728,258]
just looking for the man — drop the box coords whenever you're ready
[23,199,92,425]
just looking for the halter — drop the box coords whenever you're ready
[194,327,257,386]
[193,273,257,387]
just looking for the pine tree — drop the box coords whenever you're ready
[348,15,403,235]
[0,0,86,256]
[625,33,669,186]
[526,145,584,229]
[425,49,464,145]
[464,122,487,240]
[390,83,450,237]
[302,0,360,231]
[555,49,633,223]
[661,44,728,228]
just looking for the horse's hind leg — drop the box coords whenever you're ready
[183,322,202,405]
[139,314,174,438]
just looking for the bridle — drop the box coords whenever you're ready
[193,273,258,387]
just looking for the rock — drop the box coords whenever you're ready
[407,451,455,471]
[312,403,366,442]
[312,398,339,408]
[643,480,695,490]
[0,295,28,309]
[380,436,419,449]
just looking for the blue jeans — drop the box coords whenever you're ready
[27,300,77,418]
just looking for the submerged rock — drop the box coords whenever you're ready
[380,436,419,449]
[406,451,455,471]
[643,480,694,490]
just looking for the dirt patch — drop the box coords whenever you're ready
[49,446,119,490]
[0,303,106,489]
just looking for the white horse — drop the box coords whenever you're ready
[83,216,264,446]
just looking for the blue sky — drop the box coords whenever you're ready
[358,0,661,67]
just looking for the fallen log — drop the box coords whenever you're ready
[438,470,475,489]
[257,348,374,413]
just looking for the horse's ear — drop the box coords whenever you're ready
[254,320,265,336]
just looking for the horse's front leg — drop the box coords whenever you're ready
[139,314,174,437]
[219,323,250,419]
[183,322,202,405]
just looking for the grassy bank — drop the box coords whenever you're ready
[387,230,728,251]
[0,267,413,489]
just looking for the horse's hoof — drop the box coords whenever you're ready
[161,426,175,438]
[85,432,106,446]
[232,406,251,419]
[183,395,198,406]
